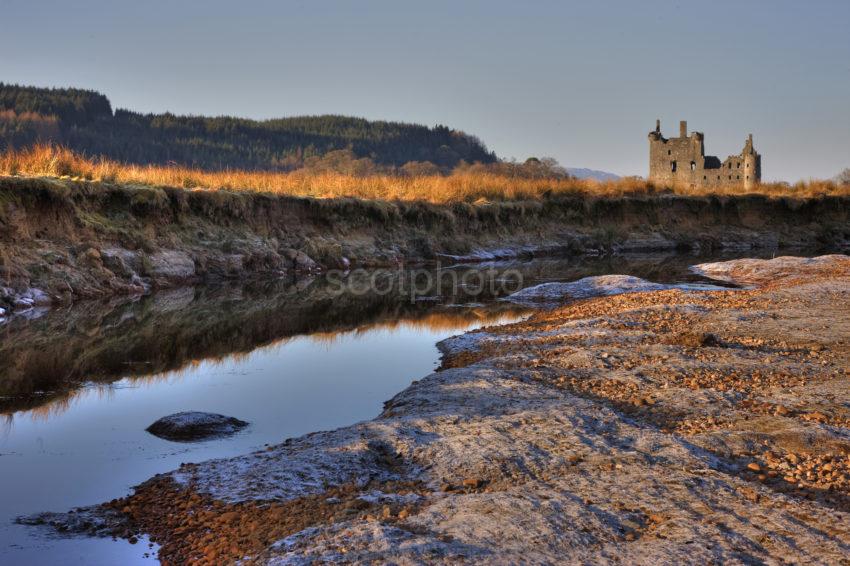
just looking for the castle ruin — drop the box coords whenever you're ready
[648,120,761,189]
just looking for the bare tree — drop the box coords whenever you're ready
[835,168,850,185]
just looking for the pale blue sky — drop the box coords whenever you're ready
[1,0,848,181]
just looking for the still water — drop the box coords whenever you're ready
[0,253,780,564]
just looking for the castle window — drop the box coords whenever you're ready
[746,176,749,180]
[737,175,740,180]
[668,150,671,155]
[671,161,677,172]
[729,175,732,180]
[703,175,707,180]
[728,163,732,169]
[737,163,740,168]
[746,163,749,168]
[717,176,721,180]
[690,161,696,171]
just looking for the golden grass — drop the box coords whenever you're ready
[1,144,847,203]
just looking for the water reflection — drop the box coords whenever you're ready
[0,252,769,420]
[0,267,531,418]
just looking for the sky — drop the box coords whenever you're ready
[1,0,848,181]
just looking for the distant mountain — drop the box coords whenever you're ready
[566,167,621,181]
[0,83,496,171]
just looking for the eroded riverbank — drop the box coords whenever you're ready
[2,175,848,313]
[24,254,850,564]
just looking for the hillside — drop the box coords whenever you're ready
[0,83,496,170]
[566,167,621,181]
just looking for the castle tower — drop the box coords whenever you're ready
[647,119,706,188]
[741,133,761,190]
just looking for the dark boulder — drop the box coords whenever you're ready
[145,411,248,442]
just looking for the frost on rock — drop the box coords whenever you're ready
[1,287,53,317]
[436,246,537,262]
[505,274,724,307]
[24,288,52,305]
[692,254,850,286]
[266,522,491,565]
[171,424,406,503]
[437,329,501,359]
[356,491,424,505]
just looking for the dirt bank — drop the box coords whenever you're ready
[1,175,848,312]
[24,255,850,564]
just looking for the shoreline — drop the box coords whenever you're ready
[23,254,850,563]
[2,175,849,315]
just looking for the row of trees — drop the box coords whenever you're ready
[291,150,570,178]
[455,157,570,179]
[0,83,497,171]
[0,110,60,148]
[0,84,112,125]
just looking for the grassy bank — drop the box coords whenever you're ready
[1,166,848,308]
[2,145,849,202]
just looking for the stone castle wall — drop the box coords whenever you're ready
[648,120,761,190]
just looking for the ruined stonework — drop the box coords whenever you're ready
[648,120,761,189]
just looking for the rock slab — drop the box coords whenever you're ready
[505,274,725,307]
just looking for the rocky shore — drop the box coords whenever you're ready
[2,175,848,315]
[23,254,850,564]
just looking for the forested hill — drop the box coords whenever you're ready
[0,83,496,170]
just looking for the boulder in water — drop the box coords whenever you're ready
[146,411,248,442]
